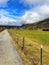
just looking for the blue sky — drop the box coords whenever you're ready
[0,0,49,25]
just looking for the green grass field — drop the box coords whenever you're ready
[8,29,49,65]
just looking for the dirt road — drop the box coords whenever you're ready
[0,30,23,65]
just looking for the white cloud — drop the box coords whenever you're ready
[0,15,16,25]
[0,9,24,26]
[0,0,49,26]
[20,0,44,6]
[0,0,9,6]
[19,4,49,24]
[20,0,49,7]
[0,9,18,25]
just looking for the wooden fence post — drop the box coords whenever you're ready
[22,36,25,50]
[17,35,19,44]
[40,45,43,65]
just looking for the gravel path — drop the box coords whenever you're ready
[0,30,23,65]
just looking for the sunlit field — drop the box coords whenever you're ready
[8,29,49,65]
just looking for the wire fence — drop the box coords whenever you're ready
[8,30,49,65]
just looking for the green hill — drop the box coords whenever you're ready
[22,18,49,29]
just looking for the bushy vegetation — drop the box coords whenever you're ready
[8,29,49,65]
[0,28,5,32]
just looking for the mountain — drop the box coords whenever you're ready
[21,18,49,29]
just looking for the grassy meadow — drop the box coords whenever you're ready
[8,29,49,65]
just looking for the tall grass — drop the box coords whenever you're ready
[9,29,49,45]
[8,29,49,65]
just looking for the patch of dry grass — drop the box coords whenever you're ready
[8,29,49,65]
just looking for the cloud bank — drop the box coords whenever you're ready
[20,0,44,6]
[0,0,9,6]
[18,4,49,24]
[0,0,49,26]
[0,9,18,25]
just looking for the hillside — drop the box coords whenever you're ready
[21,18,49,29]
